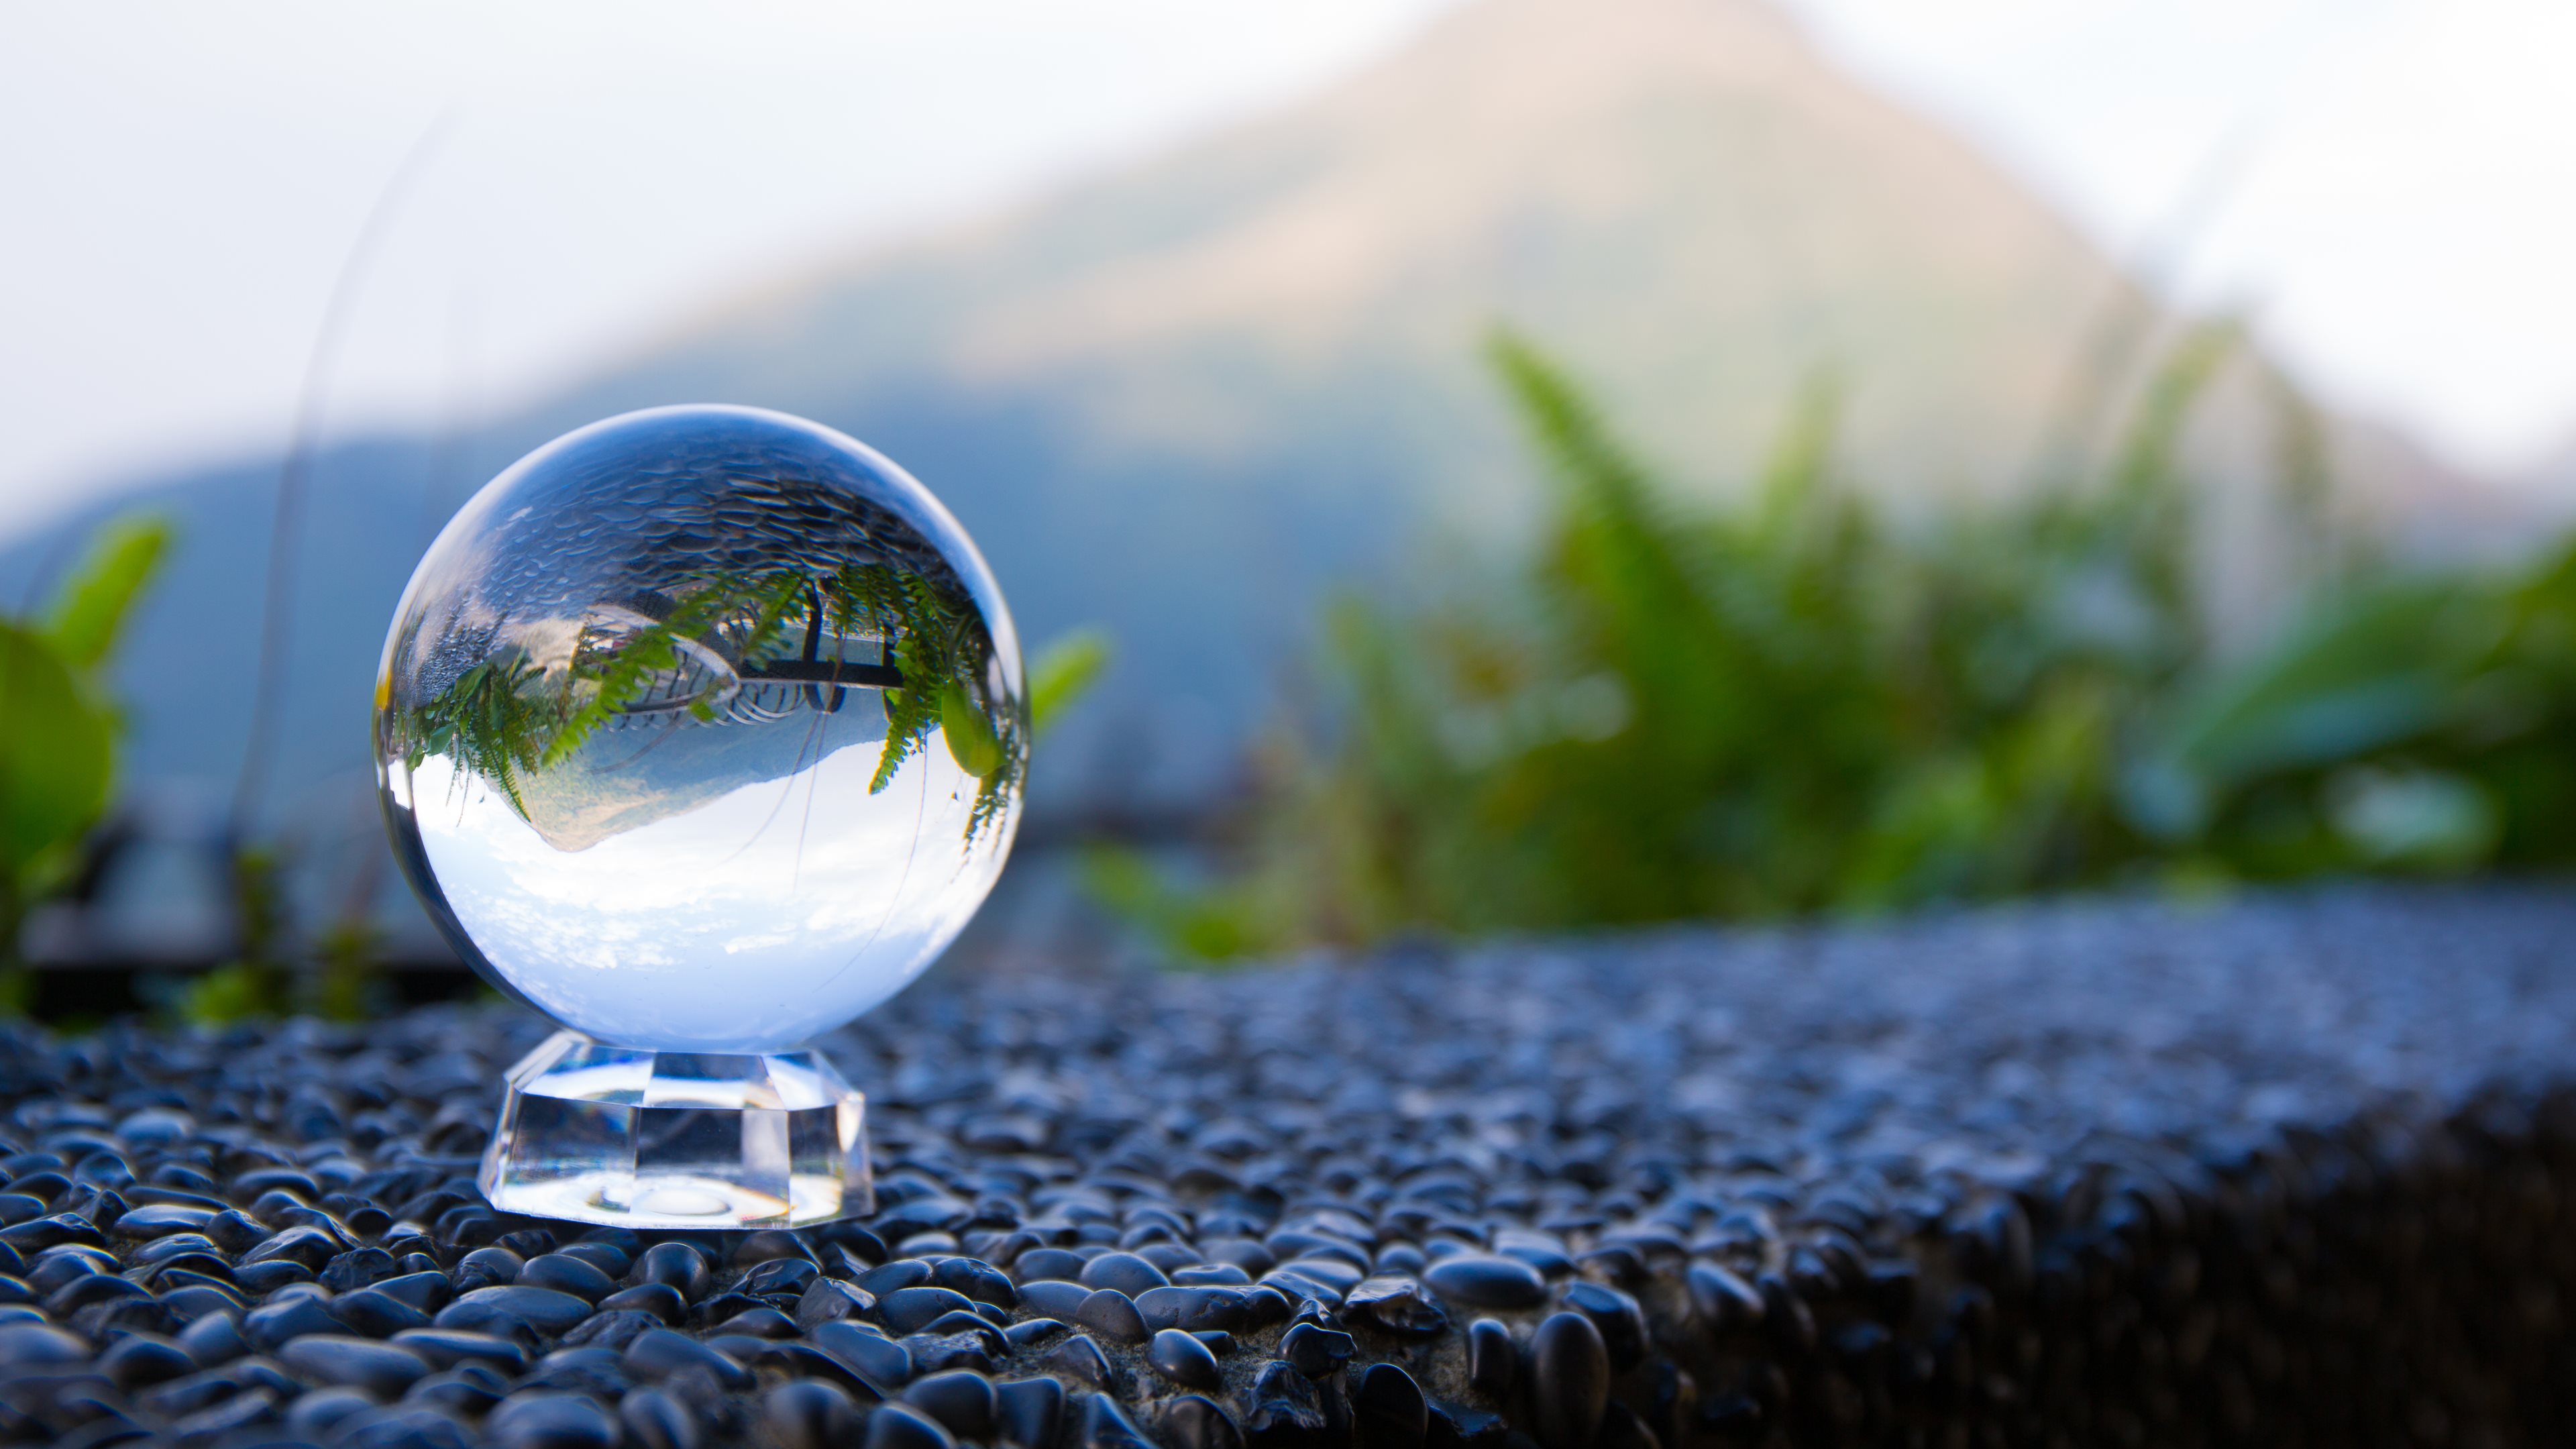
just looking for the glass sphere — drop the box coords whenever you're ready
[374,405,1024,1053]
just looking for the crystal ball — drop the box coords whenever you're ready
[374,405,1024,1053]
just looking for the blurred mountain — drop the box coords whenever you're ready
[3,0,2465,849]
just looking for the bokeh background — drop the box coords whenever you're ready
[7,0,2576,1011]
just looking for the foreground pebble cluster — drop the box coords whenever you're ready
[3,885,2574,1448]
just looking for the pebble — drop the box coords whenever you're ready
[289,1385,380,1438]
[392,1329,533,1375]
[280,1334,432,1397]
[600,1281,685,1324]
[1016,1279,1091,1320]
[96,1333,191,1389]
[619,1387,701,1449]
[519,1253,616,1303]
[1346,1276,1447,1336]
[810,1320,912,1390]
[1353,1362,1428,1449]
[1042,1333,1115,1390]
[1079,1252,1171,1295]
[629,1242,709,1302]
[1423,1256,1548,1310]
[1245,1360,1330,1444]
[1527,1312,1608,1449]
[869,1401,959,1449]
[1073,1287,1151,1344]
[1558,1283,1646,1371]
[996,1376,1065,1449]
[1082,1393,1157,1449]
[1466,1319,1517,1399]
[904,1368,998,1438]
[1684,1263,1762,1334]
[763,1380,860,1449]
[443,1285,594,1336]
[623,1328,753,1391]
[1280,1322,1354,1378]
[488,1391,619,1449]
[1148,1327,1222,1390]
[877,1285,978,1336]
[1163,1393,1245,1449]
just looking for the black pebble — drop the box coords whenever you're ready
[392,1328,533,1374]
[1356,1362,1429,1449]
[620,1387,701,1449]
[765,1381,861,1449]
[1282,1322,1355,1377]
[455,1246,524,1292]
[630,1242,709,1303]
[446,1285,594,1335]
[330,1286,434,1336]
[733,1231,813,1267]
[374,1270,456,1313]
[879,1285,979,1336]
[520,1253,617,1304]
[1347,1276,1448,1336]
[1004,1316,1067,1350]
[244,1293,339,1350]
[1684,1264,1762,1335]
[280,1334,433,1397]
[490,1389,620,1449]
[1246,1360,1330,1446]
[1527,1312,1609,1449]
[812,1321,913,1390]
[600,1281,686,1324]
[1468,1319,1518,1399]
[1150,1327,1222,1391]
[98,1333,193,1389]
[1012,1248,1087,1283]
[869,1401,960,1449]
[1080,1252,1171,1296]
[1083,1393,1158,1449]
[623,1328,753,1391]
[996,1376,1065,1449]
[1017,1279,1091,1320]
[1163,1393,1246,1449]
[1074,1287,1150,1344]
[1424,1256,1548,1310]
[1559,1283,1646,1370]
[932,1256,1019,1309]
[904,1368,998,1438]
[1043,1333,1115,1390]
[744,1256,820,1298]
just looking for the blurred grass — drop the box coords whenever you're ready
[1097,326,2576,959]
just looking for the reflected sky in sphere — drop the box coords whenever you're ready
[400,721,999,1051]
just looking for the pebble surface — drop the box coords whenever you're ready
[1,884,2573,1446]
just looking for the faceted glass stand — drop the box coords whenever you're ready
[480,1031,873,1229]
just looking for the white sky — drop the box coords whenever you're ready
[5,0,2575,539]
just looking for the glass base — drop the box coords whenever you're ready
[479,1031,873,1229]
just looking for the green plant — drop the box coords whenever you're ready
[1116,325,2559,960]
[0,515,172,1006]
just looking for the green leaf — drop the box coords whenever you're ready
[941,682,1004,777]
[43,513,173,674]
[1028,629,1112,737]
[0,623,115,880]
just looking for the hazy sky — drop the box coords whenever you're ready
[5,0,2573,539]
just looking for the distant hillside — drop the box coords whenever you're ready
[2,0,2459,845]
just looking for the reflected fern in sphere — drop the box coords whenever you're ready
[374,406,1024,1052]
